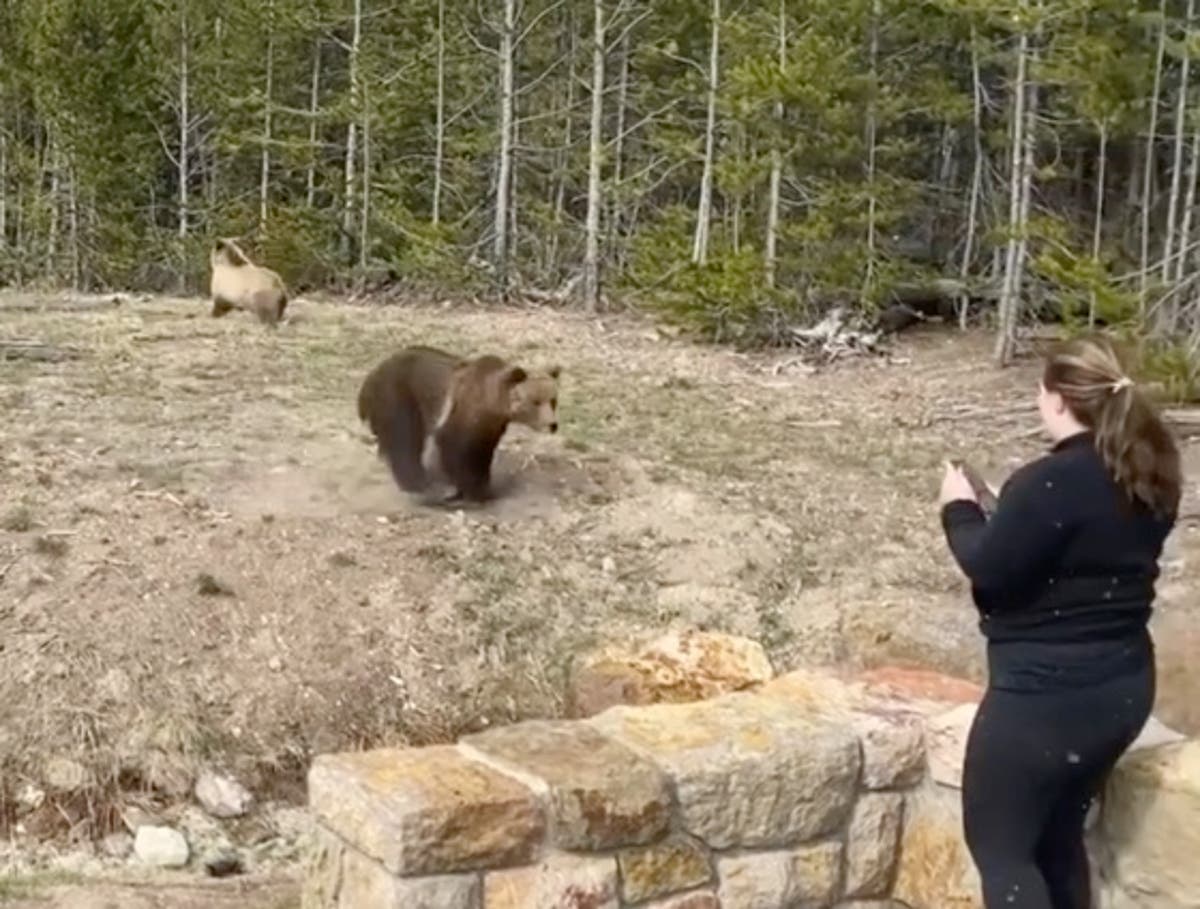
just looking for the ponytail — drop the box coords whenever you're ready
[1043,336,1182,519]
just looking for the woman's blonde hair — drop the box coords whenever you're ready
[1042,334,1181,518]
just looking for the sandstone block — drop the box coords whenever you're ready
[338,846,481,909]
[568,629,773,718]
[1101,739,1200,909]
[760,670,926,789]
[308,746,544,875]
[892,784,981,909]
[618,835,713,904]
[642,891,720,909]
[590,692,859,848]
[716,842,842,909]
[483,852,618,909]
[845,793,903,898]
[460,720,670,850]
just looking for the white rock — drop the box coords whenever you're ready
[194,770,254,819]
[134,825,190,868]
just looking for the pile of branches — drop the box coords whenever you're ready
[782,306,886,364]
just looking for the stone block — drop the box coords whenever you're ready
[460,720,670,850]
[891,784,981,909]
[845,793,903,898]
[339,846,480,909]
[642,892,720,909]
[1101,739,1200,908]
[300,829,480,909]
[590,692,859,849]
[483,852,618,909]
[308,746,544,875]
[716,842,842,909]
[618,835,713,904]
[568,630,773,718]
[760,670,926,790]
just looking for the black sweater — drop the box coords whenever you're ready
[941,432,1176,657]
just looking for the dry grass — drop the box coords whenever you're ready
[1,289,1198,845]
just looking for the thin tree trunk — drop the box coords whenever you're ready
[306,39,321,208]
[259,0,275,230]
[548,14,574,276]
[68,163,79,289]
[608,32,630,266]
[862,0,881,293]
[178,1,189,239]
[582,0,606,310]
[1140,0,1167,310]
[360,79,371,270]
[432,0,445,225]
[0,130,7,249]
[1175,121,1200,284]
[493,0,516,294]
[1090,122,1108,327]
[341,0,363,262]
[765,0,785,288]
[994,25,1033,367]
[47,131,59,272]
[1162,0,1195,283]
[691,0,720,266]
[958,25,984,330]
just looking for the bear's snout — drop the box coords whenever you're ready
[549,422,559,433]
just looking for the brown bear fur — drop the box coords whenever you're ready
[209,238,289,327]
[356,345,561,504]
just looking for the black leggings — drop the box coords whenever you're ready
[961,662,1155,909]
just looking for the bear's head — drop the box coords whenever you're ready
[211,237,250,268]
[504,364,561,434]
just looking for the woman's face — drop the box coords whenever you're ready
[1037,380,1072,439]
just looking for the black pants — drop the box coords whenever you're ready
[961,655,1155,909]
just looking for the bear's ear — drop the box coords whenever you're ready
[502,365,528,386]
[546,365,562,380]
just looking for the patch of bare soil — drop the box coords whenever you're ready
[0,872,297,909]
[1,290,1197,875]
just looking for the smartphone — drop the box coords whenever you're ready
[952,459,999,516]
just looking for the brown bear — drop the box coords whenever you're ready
[356,345,561,504]
[208,237,288,326]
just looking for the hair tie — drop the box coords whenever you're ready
[1111,376,1133,393]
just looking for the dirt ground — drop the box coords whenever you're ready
[1,290,1197,902]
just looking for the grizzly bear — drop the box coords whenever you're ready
[356,345,561,504]
[208,238,288,327]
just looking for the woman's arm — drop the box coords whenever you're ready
[941,463,1069,602]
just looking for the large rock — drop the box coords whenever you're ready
[568,630,773,718]
[716,842,842,909]
[301,830,479,909]
[845,793,904,898]
[759,669,926,789]
[459,720,670,850]
[133,825,190,868]
[617,835,713,904]
[641,892,719,909]
[1101,739,1200,908]
[194,769,254,819]
[891,785,981,909]
[308,745,544,876]
[483,852,618,909]
[589,691,860,849]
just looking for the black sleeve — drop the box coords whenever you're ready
[940,461,1069,604]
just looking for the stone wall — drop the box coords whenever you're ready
[301,655,1199,909]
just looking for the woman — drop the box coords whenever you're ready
[938,334,1182,909]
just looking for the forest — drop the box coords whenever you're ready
[0,0,1198,384]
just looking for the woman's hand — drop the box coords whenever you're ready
[939,461,978,507]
